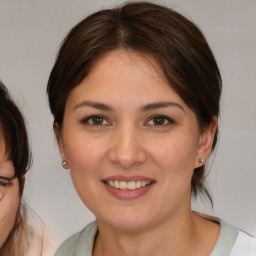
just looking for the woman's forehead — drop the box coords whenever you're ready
[0,121,11,163]
[90,50,164,78]
[68,50,178,102]
[0,129,14,178]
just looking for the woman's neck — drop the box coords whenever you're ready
[93,211,220,256]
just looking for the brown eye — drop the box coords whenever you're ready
[81,115,109,126]
[146,115,174,127]
[91,116,104,125]
[152,116,166,125]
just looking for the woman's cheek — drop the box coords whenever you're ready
[0,190,4,200]
[0,179,20,248]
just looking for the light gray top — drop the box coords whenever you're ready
[210,219,238,256]
[55,219,256,256]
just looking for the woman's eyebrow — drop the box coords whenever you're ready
[73,100,184,112]
[140,101,185,112]
[73,101,114,111]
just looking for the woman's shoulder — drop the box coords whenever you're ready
[54,221,98,256]
[195,212,256,255]
[210,217,256,256]
[230,230,256,255]
[25,222,58,256]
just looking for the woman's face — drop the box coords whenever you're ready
[0,127,20,248]
[57,50,215,231]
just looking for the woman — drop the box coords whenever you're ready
[0,81,50,255]
[47,2,256,255]
[0,80,32,255]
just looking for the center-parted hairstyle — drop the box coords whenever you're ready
[47,1,222,203]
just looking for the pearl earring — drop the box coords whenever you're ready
[62,160,68,168]
[199,158,204,164]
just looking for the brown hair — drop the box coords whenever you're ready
[47,2,222,203]
[0,81,31,255]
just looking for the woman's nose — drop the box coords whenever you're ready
[108,125,147,169]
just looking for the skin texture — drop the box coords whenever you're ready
[0,128,20,249]
[56,50,219,255]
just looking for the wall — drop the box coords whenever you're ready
[0,0,255,244]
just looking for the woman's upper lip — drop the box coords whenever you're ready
[102,175,155,182]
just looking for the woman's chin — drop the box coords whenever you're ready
[97,212,155,232]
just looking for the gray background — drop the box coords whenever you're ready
[0,0,255,245]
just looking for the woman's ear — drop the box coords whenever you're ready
[53,122,69,169]
[194,116,218,168]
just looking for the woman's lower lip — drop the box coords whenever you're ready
[103,182,154,200]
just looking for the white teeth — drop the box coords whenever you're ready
[114,180,119,189]
[136,180,142,188]
[128,181,136,190]
[106,180,152,190]
[120,181,127,190]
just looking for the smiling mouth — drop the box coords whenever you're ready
[103,180,153,190]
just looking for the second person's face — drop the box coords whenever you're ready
[0,127,20,248]
[58,50,212,231]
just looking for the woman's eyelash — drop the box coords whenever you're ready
[0,177,11,186]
